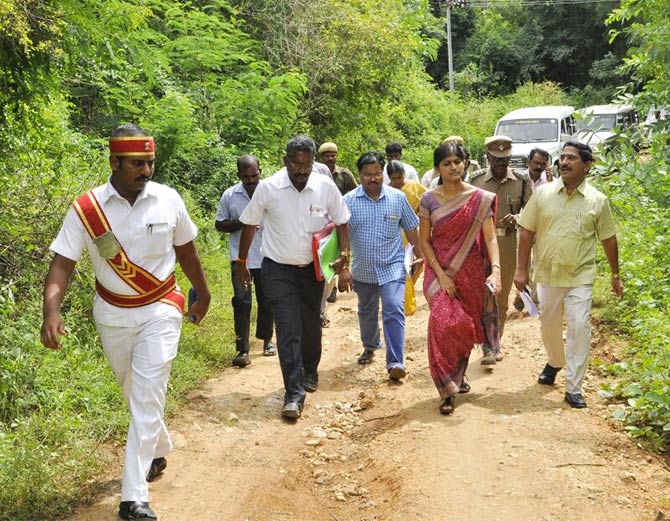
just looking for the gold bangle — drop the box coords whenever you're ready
[429,258,438,267]
[236,257,247,265]
[491,263,501,270]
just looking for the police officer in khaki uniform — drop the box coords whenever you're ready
[470,136,532,364]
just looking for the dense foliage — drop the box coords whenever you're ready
[1,0,668,518]
[592,0,670,452]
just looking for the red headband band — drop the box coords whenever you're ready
[109,136,155,156]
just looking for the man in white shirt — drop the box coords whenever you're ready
[41,124,211,521]
[216,154,275,367]
[526,148,553,192]
[236,135,351,419]
[382,142,419,184]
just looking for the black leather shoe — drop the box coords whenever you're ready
[281,402,302,418]
[119,501,157,520]
[146,457,166,482]
[537,363,561,385]
[564,392,587,409]
[303,372,318,393]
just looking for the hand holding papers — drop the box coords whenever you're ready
[518,287,539,318]
[404,244,424,282]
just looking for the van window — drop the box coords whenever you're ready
[576,114,617,132]
[497,118,558,142]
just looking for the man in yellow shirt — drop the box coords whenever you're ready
[514,141,623,409]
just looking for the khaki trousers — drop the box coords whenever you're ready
[496,234,517,336]
[537,284,593,394]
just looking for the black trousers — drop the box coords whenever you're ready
[261,258,324,405]
[230,262,274,353]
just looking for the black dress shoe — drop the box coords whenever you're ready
[303,372,318,393]
[281,402,303,418]
[119,501,157,520]
[564,392,587,409]
[146,457,166,482]
[537,363,561,385]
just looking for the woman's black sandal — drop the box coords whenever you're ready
[439,396,455,415]
[458,376,471,394]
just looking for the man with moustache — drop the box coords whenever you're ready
[236,135,351,419]
[343,151,424,380]
[515,141,623,408]
[526,148,553,192]
[41,123,211,520]
[470,136,532,365]
[216,154,275,367]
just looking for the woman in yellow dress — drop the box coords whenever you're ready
[387,160,427,316]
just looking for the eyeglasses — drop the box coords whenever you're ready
[361,172,383,179]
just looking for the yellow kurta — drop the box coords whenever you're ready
[400,181,427,316]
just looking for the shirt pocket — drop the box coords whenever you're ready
[143,220,174,257]
[382,213,401,239]
[579,210,597,239]
[306,203,329,233]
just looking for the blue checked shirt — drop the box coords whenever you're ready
[344,185,419,285]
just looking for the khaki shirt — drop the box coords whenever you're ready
[332,165,358,196]
[518,178,616,287]
[470,168,532,232]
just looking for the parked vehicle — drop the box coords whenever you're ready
[576,104,638,150]
[494,106,576,170]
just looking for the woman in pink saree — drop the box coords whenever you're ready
[419,142,501,415]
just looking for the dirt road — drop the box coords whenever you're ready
[71,289,669,521]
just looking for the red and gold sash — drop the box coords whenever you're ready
[73,190,185,312]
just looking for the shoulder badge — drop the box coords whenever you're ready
[512,168,529,180]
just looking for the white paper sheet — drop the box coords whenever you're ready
[404,244,414,275]
[519,288,539,318]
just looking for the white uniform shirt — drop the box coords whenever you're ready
[383,161,419,185]
[239,168,350,265]
[215,182,264,269]
[420,168,435,188]
[50,180,197,325]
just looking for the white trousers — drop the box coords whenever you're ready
[537,284,593,394]
[96,308,182,502]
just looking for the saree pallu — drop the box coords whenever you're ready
[422,188,495,398]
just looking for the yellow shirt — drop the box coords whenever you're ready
[518,178,616,287]
[400,181,427,214]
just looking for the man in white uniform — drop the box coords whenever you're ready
[41,123,211,520]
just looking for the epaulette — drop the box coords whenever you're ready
[470,168,488,179]
[511,168,529,180]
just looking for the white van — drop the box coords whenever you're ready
[576,104,638,149]
[494,106,576,169]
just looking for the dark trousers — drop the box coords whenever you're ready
[261,258,324,405]
[231,262,274,353]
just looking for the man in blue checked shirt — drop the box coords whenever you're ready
[341,151,424,380]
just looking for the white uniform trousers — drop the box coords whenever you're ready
[95,308,182,502]
[537,284,593,394]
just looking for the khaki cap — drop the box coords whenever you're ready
[318,142,338,154]
[485,135,513,158]
[442,135,465,145]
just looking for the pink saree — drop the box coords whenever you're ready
[420,187,496,398]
